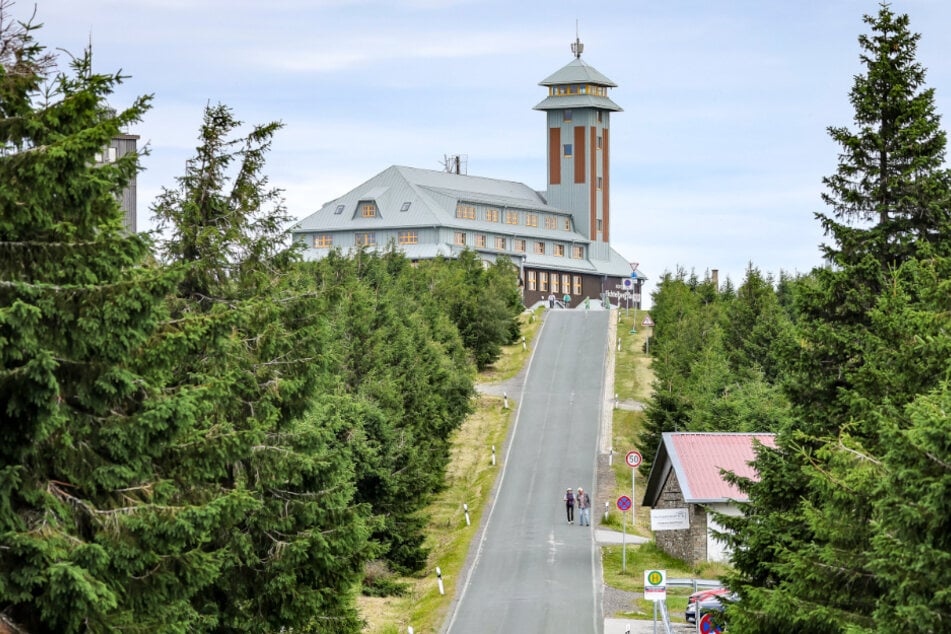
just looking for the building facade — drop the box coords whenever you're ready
[291,41,645,307]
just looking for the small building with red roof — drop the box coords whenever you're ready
[641,432,776,566]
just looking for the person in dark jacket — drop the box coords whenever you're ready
[564,487,575,524]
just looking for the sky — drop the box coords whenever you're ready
[15,0,951,303]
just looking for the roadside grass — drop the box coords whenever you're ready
[358,309,541,633]
[478,306,544,384]
[612,311,653,403]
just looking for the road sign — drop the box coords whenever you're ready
[616,495,632,511]
[641,315,654,327]
[699,613,723,633]
[625,450,642,468]
[644,569,667,601]
[622,278,634,289]
[650,507,690,531]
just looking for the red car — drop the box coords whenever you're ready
[684,587,731,624]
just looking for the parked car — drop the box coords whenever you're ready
[684,587,735,625]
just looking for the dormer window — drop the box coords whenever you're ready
[360,202,378,218]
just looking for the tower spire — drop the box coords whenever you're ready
[571,20,583,58]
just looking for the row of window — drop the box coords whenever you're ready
[334,201,413,216]
[548,84,609,98]
[313,230,419,248]
[454,231,584,258]
[314,230,586,258]
[527,271,582,295]
[455,203,571,230]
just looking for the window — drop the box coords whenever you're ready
[540,272,549,292]
[505,211,519,225]
[400,201,412,212]
[454,231,466,246]
[597,177,603,190]
[494,236,506,250]
[563,143,573,157]
[398,230,418,245]
[94,147,117,163]
[455,203,476,219]
[564,109,573,122]
[514,239,526,253]
[534,241,545,255]
[528,270,537,291]
[361,202,377,217]
[525,213,538,227]
[597,219,603,232]
[355,232,376,246]
[551,274,560,294]
[314,234,333,248]
[545,216,558,230]
[554,244,565,257]
[562,274,570,293]
[334,204,345,215]
[597,135,603,150]
[597,111,603,124]
[572,245,584,259]
[564,218,571,231]
[476,234,487,248]
[573,275,582,295]
[486,208,499,222]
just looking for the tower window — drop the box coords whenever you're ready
[486,208,499,222]
[597,135,603,149]
[534,241,545,255]
[564,109,573,123]
[505,211,519,225]
[525,214,538,227]
[597,177,603,190]
[455,203,476,219]
[563,143,573,157]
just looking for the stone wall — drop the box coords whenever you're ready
[653,468,708,567]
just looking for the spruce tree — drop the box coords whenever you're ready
[725,6,951,631]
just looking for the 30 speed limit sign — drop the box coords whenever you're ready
[625,450,642,469]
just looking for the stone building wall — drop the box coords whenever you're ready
[653,468,708,567]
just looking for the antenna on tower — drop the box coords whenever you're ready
[571,20,584,58]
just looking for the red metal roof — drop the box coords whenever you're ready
[668,433,776,502]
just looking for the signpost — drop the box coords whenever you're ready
[617,495,632,571]
[625,450,642,526]
[641,315,654,354]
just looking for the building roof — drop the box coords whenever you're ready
[533,94,622,112]
[538,57,617,87]
[642,432,777,506]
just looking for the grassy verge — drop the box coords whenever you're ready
[358,308,543,633]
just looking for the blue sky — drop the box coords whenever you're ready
[21,0,951,302]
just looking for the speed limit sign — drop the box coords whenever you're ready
[625,450,642,468]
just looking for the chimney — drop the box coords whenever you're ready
[711,269,719,290]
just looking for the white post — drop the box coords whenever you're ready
[614,393,619,409]
[617,336,621,352]
[408,628,414,634]
[463,503,470,526]
[609,447,613,466]
[632,466,636,527]
[503,392,508,409]
[436,567,444,596]
[604,501,609,522]
[491,445,496,466]
[521,336,526,351]
[625,624,631,634]
[622,510,627,572]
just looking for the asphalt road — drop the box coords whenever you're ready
[445,309,610,633]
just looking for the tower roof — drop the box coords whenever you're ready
[538,57,617,88]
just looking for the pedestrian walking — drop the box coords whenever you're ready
[548,292,555,309]
[562,293,570,308]
[576,487,591,526]
[564,487,575,524]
